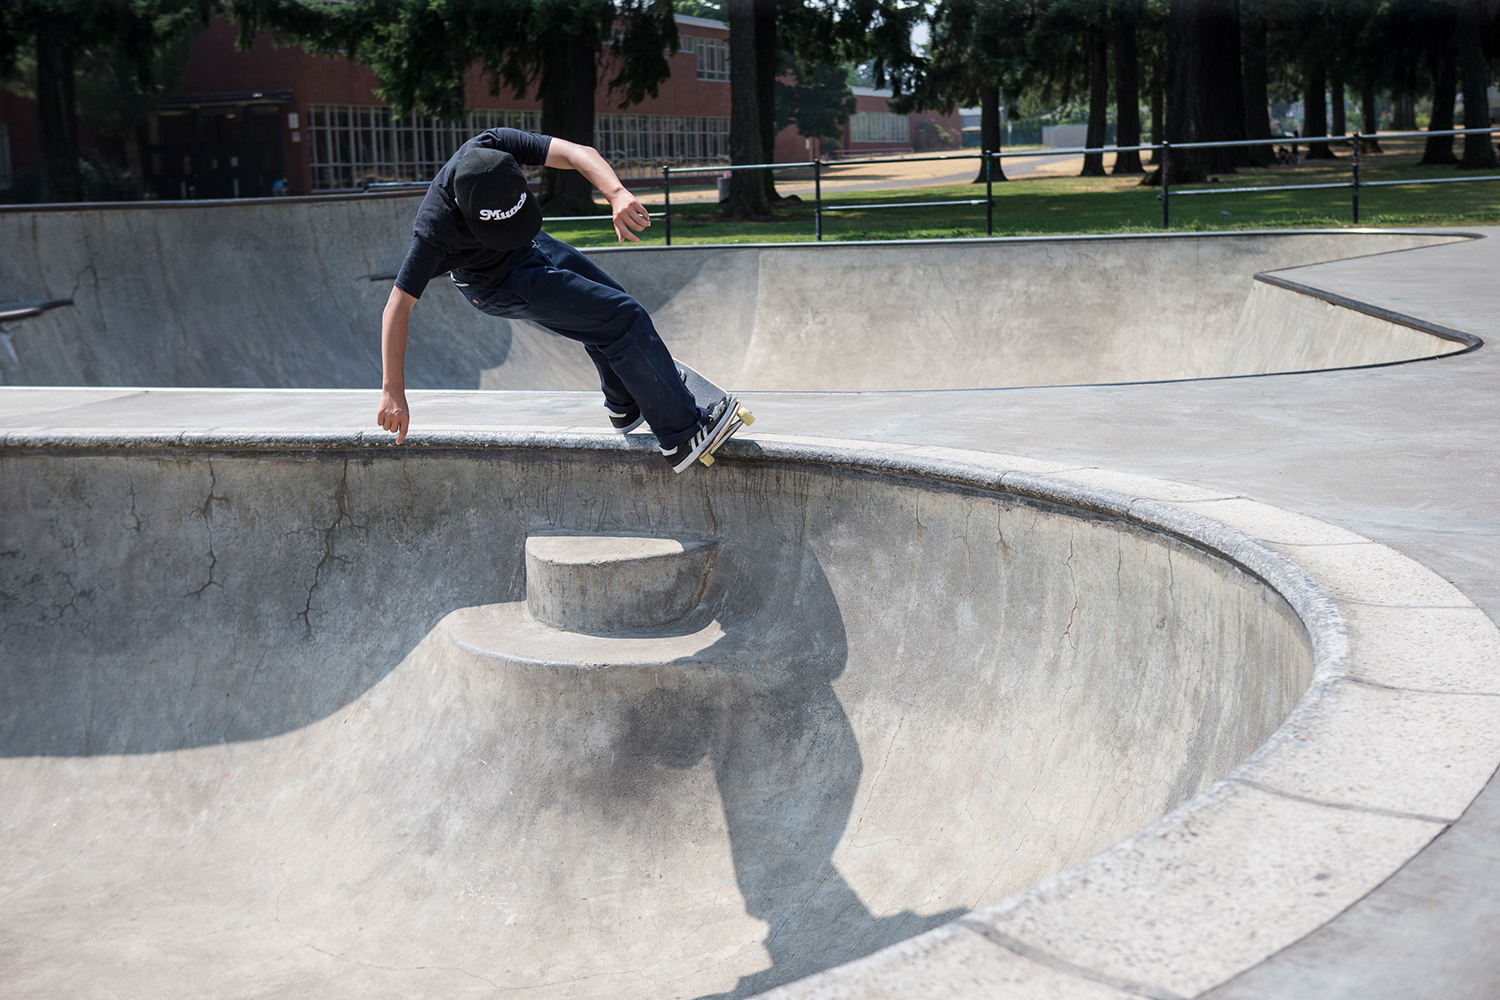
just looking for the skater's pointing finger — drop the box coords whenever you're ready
[383,410,407,444]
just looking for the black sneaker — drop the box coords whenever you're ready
[606,403,643,434]
[660,395,739,473]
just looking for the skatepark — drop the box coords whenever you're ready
[2,194,1499,999]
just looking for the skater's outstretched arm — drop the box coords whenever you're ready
[545,138,651,243]
[377,285,417,443]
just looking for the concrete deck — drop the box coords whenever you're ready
[2,212,1499,998]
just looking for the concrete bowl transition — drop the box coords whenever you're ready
[0,195,1474,391]
[2,199,1497,999]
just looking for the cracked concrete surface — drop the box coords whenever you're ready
[0,444,1327,998]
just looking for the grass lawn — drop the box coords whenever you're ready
[545,136,1500,248]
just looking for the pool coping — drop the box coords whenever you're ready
[746,438,1500,999]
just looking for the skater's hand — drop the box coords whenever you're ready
[377,387,409,444]
[609,191,650,243]
[547,140,649,242]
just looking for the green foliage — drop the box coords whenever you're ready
[76,31,197,138]
[12,148,135,202]
[2,1,211,201]
[605,0,681,107]
[891,0,1038,116]
[1,51,36,101]
[1,0,209,84]
[849,0,931,96]
[775,59,856,139]
[672,0,723,18]
[222,0,678,121]
[846,62,878,88]
[913,116,955,149]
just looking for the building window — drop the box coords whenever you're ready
[305,106,540,191]
[681,35,730,82]
[850,111,909,143]
[305,105,728,190]
[0,123,11,191]
[593,113,730,178]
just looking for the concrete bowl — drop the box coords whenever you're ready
[4,432,1493,998]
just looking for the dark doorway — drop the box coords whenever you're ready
[147,102,285,200]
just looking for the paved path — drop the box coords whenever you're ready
[648,150,1092,204]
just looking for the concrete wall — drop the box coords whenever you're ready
[1215,279,1461,374]
[0,444,1311,997]
[0,197,1463,390]
[1042,124,1091,148]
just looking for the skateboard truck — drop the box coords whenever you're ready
[699,405,754,466]
[675,360,754,467]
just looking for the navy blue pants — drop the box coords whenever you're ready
[456,232,703,449]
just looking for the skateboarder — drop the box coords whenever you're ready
[375,127,739,471]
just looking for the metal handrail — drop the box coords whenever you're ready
[819,198,991,212]
[1171,180,1353,196]
[1359,174,1500,188]
[1159,127,1500,224]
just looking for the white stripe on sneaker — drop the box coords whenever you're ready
[662,395,738,472]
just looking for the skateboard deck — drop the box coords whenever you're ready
[676,361,754,467]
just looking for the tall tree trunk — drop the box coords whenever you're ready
[34,23,81,203]
[1113,5,1144,175]
[1304,56,1336,158]
[753,0,780,202]
[539,27,601,216]
[1081,26,1108,176]
[725,0,768,217]
[1166,0,1193,152]
[1148,0,1204,183]
[1240,2,1273,166]
[124,129,147,197]
[1392,92,1416,131]
[1148,50,1163,164]
[972,81,1007,183]
[1360,84,1382,152]
[1191,0,1247,174]
[1457,0,1496,169]
[1329,68,1346,137]
[1422,32,1458,164]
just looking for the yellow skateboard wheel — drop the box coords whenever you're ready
[738,408,755,426]
[700,453,716,467]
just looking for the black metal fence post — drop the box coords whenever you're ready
[662,166,671,246]
[985,149,993,236]
[1161,141,1171,229]
[1351,131,1360,224]
[814,158,822,240]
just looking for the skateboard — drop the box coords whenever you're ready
[676,360,754,467]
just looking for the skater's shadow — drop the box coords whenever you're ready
[616,543,965,998]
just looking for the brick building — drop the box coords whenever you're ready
[0,13,959,201]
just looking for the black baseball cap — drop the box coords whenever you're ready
[454,146,543,251]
